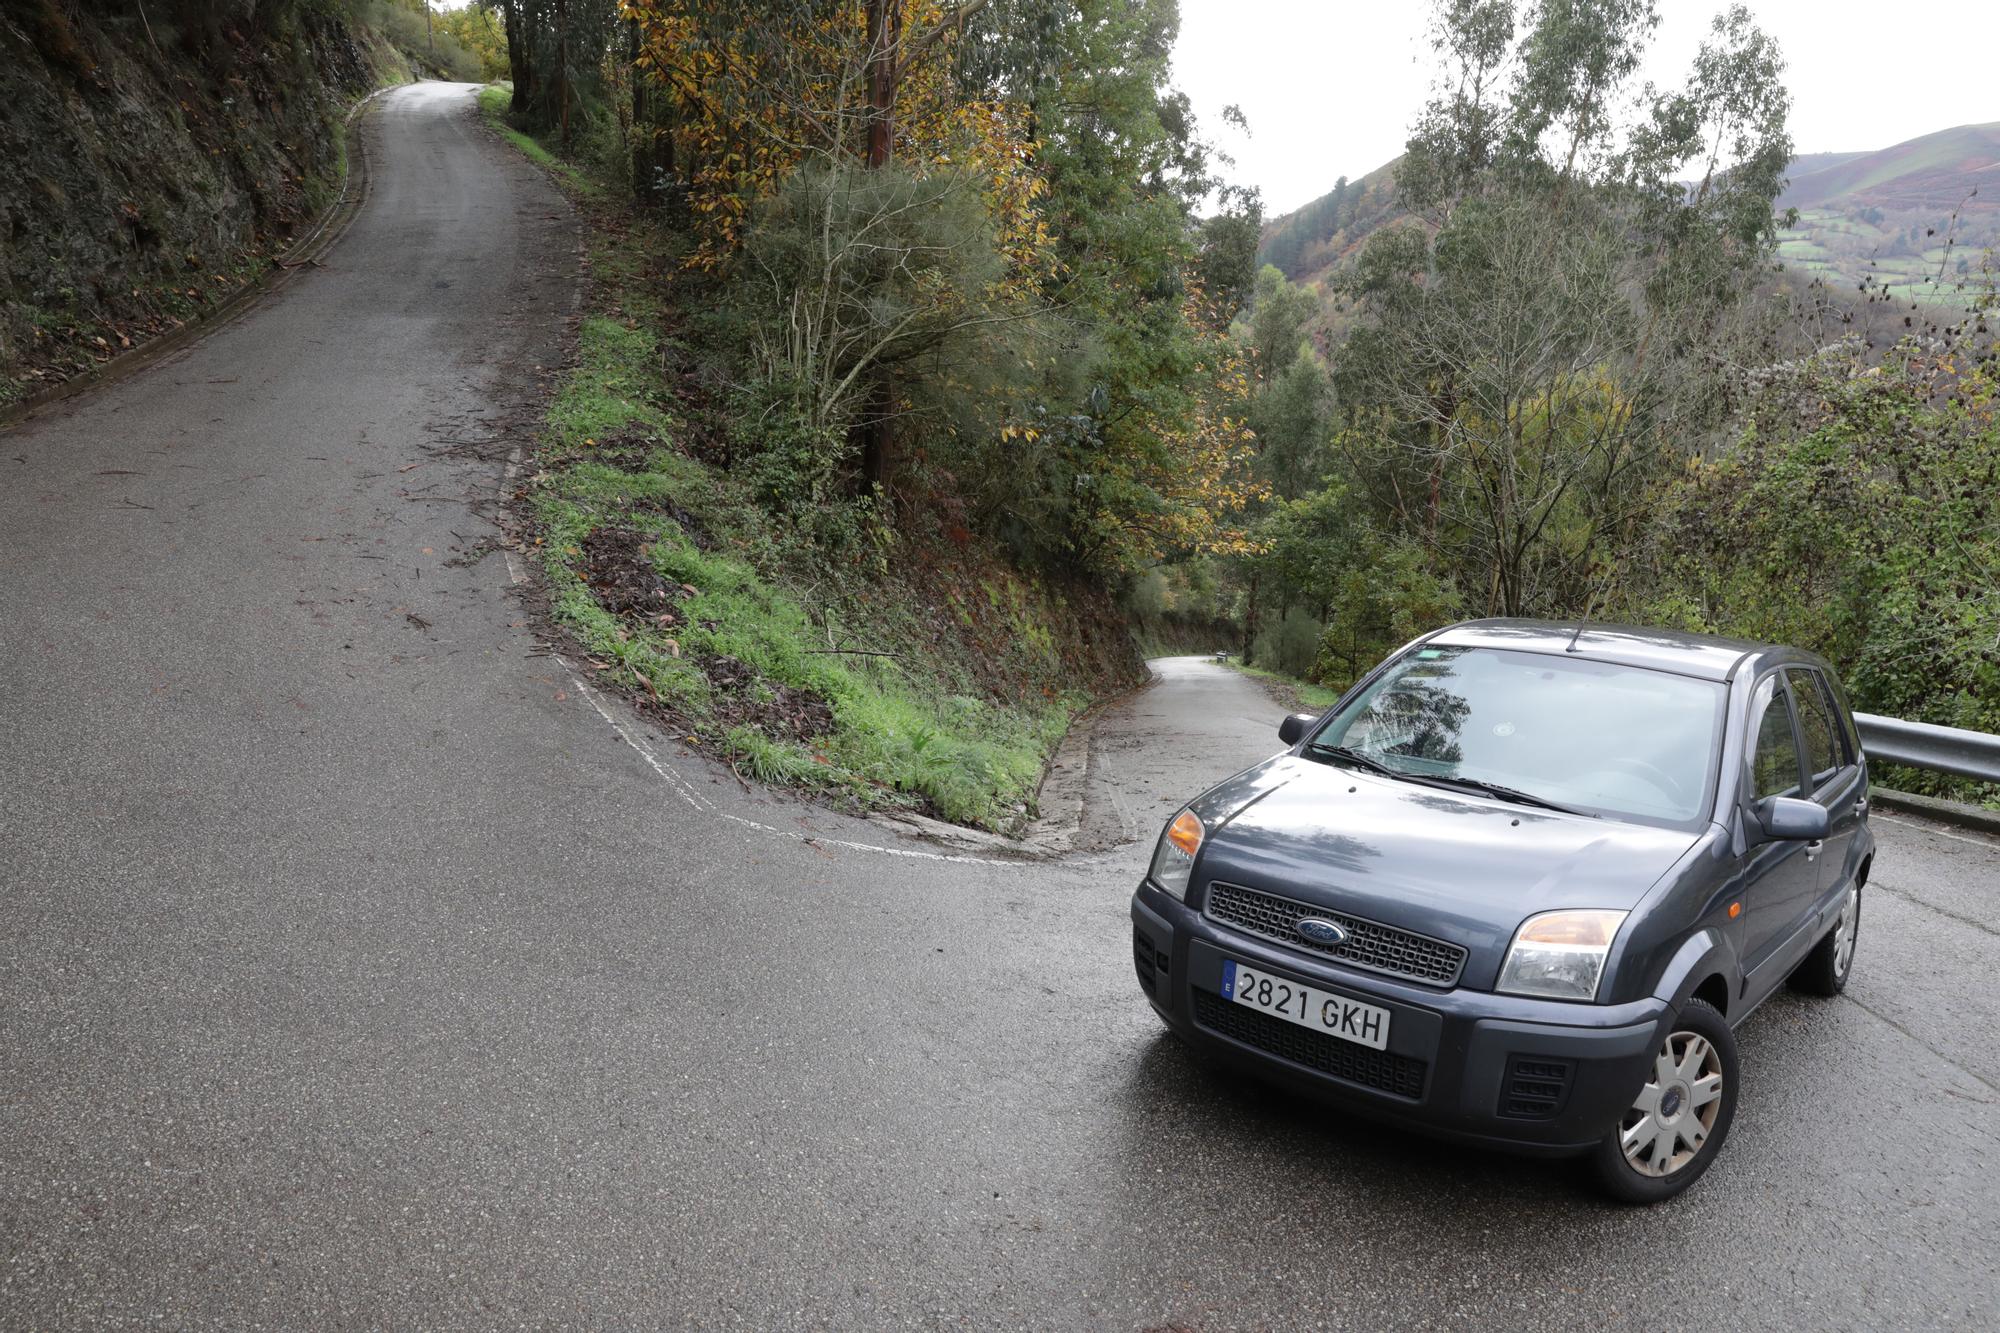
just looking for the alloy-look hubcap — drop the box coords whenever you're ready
[1619,1031,1724,1177]
[1834,886,1858,976]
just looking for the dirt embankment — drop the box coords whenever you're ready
[0,5,392,406]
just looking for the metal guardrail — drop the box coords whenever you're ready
[1855,713,2000,784]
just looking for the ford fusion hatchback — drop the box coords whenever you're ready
[1131,620,1872,1202]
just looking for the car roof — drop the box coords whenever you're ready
[1424,618,1803,683]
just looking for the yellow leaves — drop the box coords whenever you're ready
[626,3,1049,275]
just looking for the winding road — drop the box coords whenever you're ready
[4,84,1998,1329]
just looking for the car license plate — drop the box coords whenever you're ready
[1221,959,1391,1051]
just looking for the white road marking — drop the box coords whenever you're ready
[480,111,1034,871]
[502,531,1025,868]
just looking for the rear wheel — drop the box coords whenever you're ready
[1590,999,1737,1204]
[1789,883,1861,996]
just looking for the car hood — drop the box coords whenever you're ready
[1188,756,1703,990]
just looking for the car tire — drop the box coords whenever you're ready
[1590,999,1738,1204]
[1789,883,1861,997]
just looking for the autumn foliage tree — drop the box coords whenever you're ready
[583,0,1264,574]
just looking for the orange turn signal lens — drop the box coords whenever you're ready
[1515,909,1625,948]
[1167,810,1204,857]
[1728,901,1742,918]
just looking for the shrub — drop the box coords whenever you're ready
[732,163,1008,435]
[1253,609,1324,679]
[1618,334,2000,805]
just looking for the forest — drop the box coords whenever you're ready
[59,0,1981,810]
[459,0,1996,808]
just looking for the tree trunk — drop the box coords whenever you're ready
[864,0,901,168]
[557,0,571,153]
[854,1,902,493]
[628,18,649,204]
[1241,572,1260,665]
[859,379,893,495]
[503,2,530,114]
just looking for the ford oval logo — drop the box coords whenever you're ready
[1295,917,1348,947]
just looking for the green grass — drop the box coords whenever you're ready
[477,85,597,196]
[526,314,1077,828]
[486,119,1087,831]
[1227,660,1344,712]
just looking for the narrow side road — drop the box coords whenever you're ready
[3,86,1996,1329]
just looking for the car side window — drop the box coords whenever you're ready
[1821,670,1862,761]
[1787,669,1844,792]
[1749,678,1805,801]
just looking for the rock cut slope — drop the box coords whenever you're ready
[0,5,392,405]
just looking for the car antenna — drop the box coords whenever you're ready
[1567,584,1606,653]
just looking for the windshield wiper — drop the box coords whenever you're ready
[1406,773,1592,816]
[1302,746,1587,815]
[1303,743,1399,777]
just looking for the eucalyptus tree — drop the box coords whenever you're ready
[1337,0,1793,617]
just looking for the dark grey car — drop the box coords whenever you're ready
[1131,619,1874,1201]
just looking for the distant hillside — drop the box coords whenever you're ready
[1260,120,2000,327]
[1782,123,2000,210]
[1783,150,1869,181]
[1256,157,1403,286]
[1776,122,2000,308]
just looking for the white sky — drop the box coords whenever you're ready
[1173,0,2000,216]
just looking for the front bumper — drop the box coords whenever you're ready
[1132,881,1669,1157]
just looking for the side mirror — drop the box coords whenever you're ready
[1278,713,1316,746]
[1757,796,1829,841]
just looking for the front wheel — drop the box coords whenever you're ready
[1590,999,1738,1204]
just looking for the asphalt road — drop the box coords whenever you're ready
[4,85,1998,1330]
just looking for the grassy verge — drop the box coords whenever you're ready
[483,88,1112,831]
[1226,660,1344,712]
[477,87,597,195]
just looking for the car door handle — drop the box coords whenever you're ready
[1854,798,1868,816]
[1805,839,1824,859]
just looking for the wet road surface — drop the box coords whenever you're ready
[3,85,1998,1329]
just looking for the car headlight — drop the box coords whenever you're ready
[1148,809,1205,900]
[1496,909,1627,1002]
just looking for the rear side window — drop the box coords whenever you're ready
[1750,679,1804,800]
[1787,670,1845,791]
[1820,669,1862,757]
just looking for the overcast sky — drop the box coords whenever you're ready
[1173,0,2000,216]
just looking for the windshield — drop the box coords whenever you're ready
[1309,645,1725,825]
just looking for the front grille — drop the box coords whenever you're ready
[1499,1056,1573,1119]
[1204,882,1467,986]
[1193,990,1427,1100]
